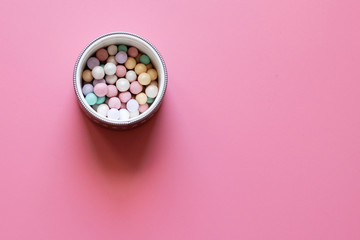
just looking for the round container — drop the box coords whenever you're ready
[74,32,167,130]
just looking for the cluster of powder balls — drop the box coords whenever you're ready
[81,44,159,120]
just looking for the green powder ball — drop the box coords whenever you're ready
[140,54,150,65]
[118,44,128,52]
[85,93,97,105]
[96,96,105,104]
[147,97,155,104]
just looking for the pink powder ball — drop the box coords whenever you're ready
[139,103,149,113]
[106,85,118,98]
[108,97,121,109]
[129,81,143,95]
[128,47,139,58]
[119,91,132,103]
[116,65,127,77]
[96,48,108,61]
[93,83,108,97]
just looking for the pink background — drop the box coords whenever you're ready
[1,0,360,239]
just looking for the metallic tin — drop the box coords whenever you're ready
[73,32,167,130]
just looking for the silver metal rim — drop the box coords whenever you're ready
[73,32,168,126]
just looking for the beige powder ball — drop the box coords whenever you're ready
[134,63,147,75]
[135,53,142,63]
[136,93,147,105]
[146,63,153,70]
[150,80,158,86]
[138,73,151,86]
[107,45,118,56]
[106,56,117,65]
[147,68,158,81]
[82,69,93,82]
[124,57,136,70]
